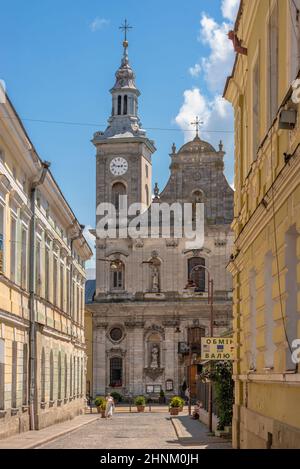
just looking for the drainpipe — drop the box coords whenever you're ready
[28,160,50,431]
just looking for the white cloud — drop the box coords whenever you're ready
[90,17,110,32]
[83,225,96,268]
[175,88,233,153]
[230,181,235,190]
[199,14,235,92]
[189,63,201,77]
[221,0,240,22]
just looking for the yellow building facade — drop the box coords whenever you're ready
[224,0,300,448]
[0,91,92,438]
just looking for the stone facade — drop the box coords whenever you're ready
[87,39,234,400]
[224,0,300,449]
[0,93,92,438]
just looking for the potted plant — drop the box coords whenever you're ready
[169,396,182,416]
[94,396,106,417]
[135,395,146,412]
[159,389,165,404]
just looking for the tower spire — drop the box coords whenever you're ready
[119,19,133,64]
[190,116,203,140]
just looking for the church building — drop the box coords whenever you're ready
[86,33,234,400]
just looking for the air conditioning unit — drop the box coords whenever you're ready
[279,109,297,130]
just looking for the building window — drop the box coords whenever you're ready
[110,327,123,342]
[73,356,76,398]
[41,348,46,403]
[264,252,276,368]
[267,3,279,127]
[53,256,58,306]
[77,357,80,397]
[0,205,4,274]
[110,357,122,387]
[80,357,83,396]
[285,226,298,370]
[70,356,73,397]
[117,95,122,115]
[45,246,50,301]
[58,352,62,401]
[123,95,128,115]
[0,339,5,410]
[11,341,17,408]
[112,182,126,211]
[145,184,149,206]
[21,227,27,289]
[145,164,148,178]
[110,260,125,290]
[188,257,205,292]
[64,354,68,399]
[10,217,17,283]
[22,344,28,406]
[50,350,54,402]
[289,0,300,81]
[252,54,260,161]
[66,269,70,314]
[249,270,257,370]
[60,263,64,311]
[36,239,42,296]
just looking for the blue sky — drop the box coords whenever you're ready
[1,0,239,265]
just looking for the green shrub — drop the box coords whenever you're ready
[135,395,146,406]
[94,396,106,409]
[169,396,182,408]
[110,391,123,403]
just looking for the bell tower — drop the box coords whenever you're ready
[92,20,156,211]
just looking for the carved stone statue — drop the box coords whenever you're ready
[151,265,160,292]
[150,344,159,369]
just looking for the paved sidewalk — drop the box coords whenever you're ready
[171,414,232,448]
[0,414,98,449]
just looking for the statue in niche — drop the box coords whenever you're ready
[150,344,159,369]
[150,256,161,292]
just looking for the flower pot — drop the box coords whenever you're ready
[170,407,179,416]
[137,405,145,412]
[97,406,101,414]
[101,410,106,418]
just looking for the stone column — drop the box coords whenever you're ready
[92,319,107,397]
[125,321,145,395]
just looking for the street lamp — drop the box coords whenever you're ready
[187,264,214,432]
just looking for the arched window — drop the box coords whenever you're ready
[41,348,46,403]
[112,182,126,211]
[64,354,68,399]
[58,352,62,400]
[117,95,122,115]
[188,257,205,292]
[192,190,203,221]
[110,260,125,291]
[50,350,54,402]
[110,357,122,387]
[123,95,128,115]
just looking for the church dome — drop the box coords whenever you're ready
[177,135,216,154]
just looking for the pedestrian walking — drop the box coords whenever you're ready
[105,393,114,419]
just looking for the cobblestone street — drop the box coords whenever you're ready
[37,411,231,450]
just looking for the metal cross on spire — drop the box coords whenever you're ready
[190,116,203,138]
[119,19,133,42]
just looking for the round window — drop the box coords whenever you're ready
[110,327,123,342]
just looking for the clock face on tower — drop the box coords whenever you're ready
[110,157,128,176]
